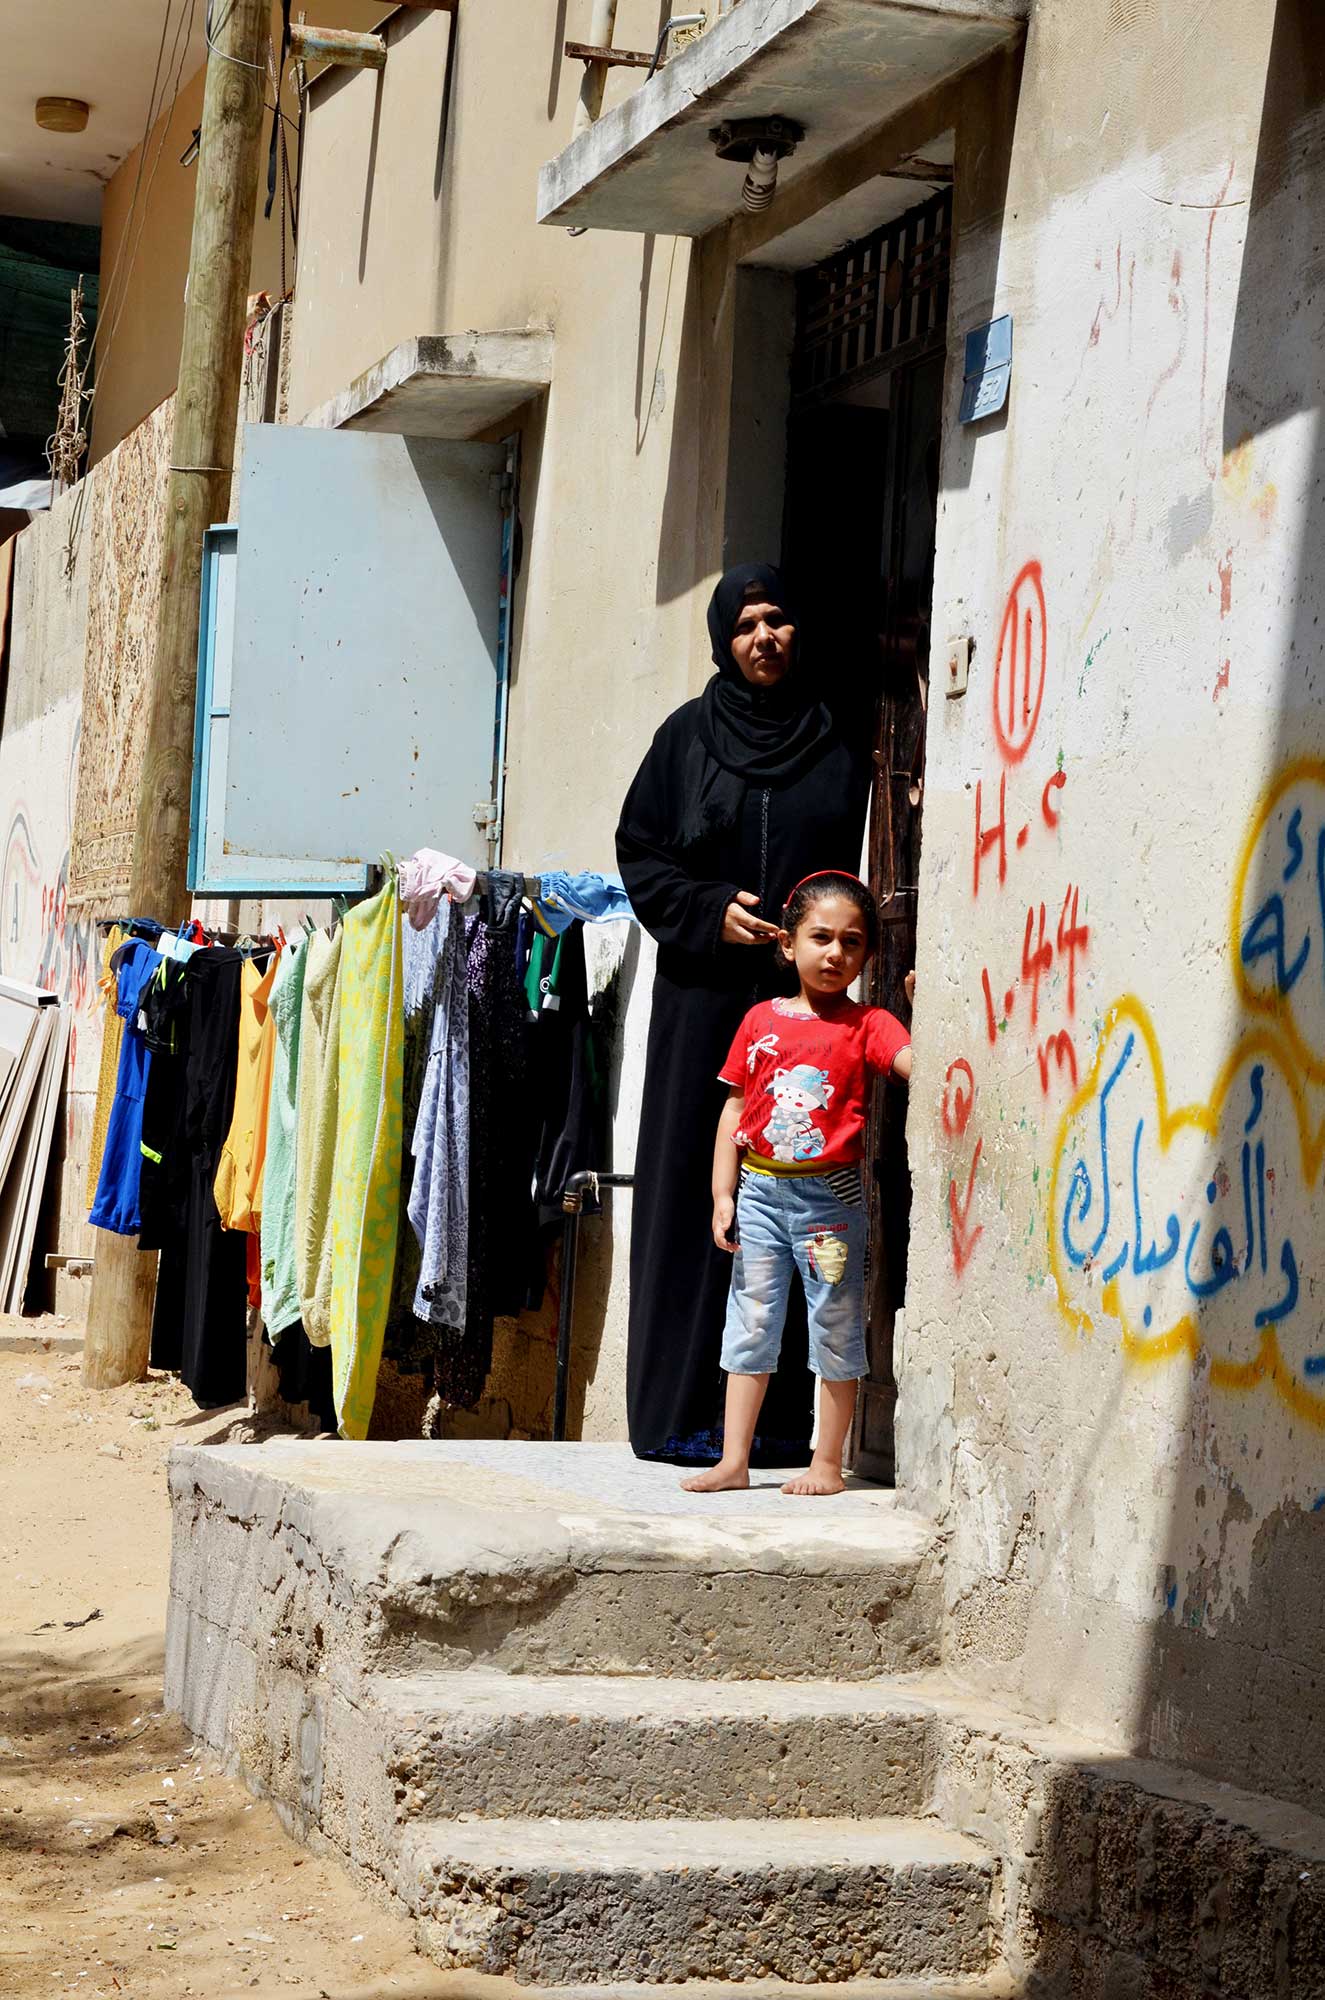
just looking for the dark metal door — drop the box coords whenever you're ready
[856,347,945,1483]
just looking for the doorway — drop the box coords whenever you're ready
[781,186,951,1483]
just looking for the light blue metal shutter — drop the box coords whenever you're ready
[221,424,509,870]
[189,527,370,896]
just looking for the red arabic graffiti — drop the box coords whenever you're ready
[1037,1031,1079,1095]
[992,559,1047,765]
[949,1137,984,1277]
[941,1057,976,1139]
[979,884,1091,1046]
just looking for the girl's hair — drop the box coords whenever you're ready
[781,871,879,952]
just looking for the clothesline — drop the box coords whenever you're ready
[84,858,626,1444]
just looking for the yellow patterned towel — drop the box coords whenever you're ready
[328,880,404,1438]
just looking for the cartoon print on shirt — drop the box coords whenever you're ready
[765,1063,835,1163]
[746,1031,780,1071]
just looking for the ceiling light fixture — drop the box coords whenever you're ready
[35,97,90,134]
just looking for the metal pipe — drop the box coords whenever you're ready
[290,24,387,68]
[554,1170,635,1441]
[573,0,619,134]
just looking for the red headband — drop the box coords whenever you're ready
[785,870,871,902]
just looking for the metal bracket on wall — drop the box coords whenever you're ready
[564,40,653,68]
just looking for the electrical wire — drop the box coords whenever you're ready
[204,0,267,70]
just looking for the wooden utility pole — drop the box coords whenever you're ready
[84,0,269,1389]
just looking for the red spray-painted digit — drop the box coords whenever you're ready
[941,1057,976,1138]
[1056,883,1089,1016]
[1021,901,1053,1028]
[993,561,1048,765]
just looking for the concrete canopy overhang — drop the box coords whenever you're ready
[300,332,554,439]
[536,0,1026,237]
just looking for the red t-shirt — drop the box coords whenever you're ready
[719,995,910,1170]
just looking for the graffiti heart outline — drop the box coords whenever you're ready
[1231,755,1325,1083]
[1047,992,1325,1431]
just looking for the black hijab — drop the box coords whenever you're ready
[682,562,837,844]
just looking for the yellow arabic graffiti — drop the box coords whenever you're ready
[1048,994,1325,1430]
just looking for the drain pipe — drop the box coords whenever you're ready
[573,0,619,133]
[555,1169,635,1441]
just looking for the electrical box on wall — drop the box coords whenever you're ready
[945,634,973,700]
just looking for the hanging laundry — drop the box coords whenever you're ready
[85,925,127,1208]
[260,935,308,1342]
[214,951,279,1233]
[267,1321,338,1434]
[328,879,404,1439]
[383,926,436,1377]
[407,897,470,1331]
[88,937,163,1235]
[399,848,478,930]
[527,922,604,1228]
[138,953,193,1244]
[479,870,526,931]
[428,909,532,1415]
[156,949,250,1409]
[295,926,343,1349]
[533,870,635,935]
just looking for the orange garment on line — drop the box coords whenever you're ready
[214,950,280,1234]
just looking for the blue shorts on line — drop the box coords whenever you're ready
[721,1165,868,1381]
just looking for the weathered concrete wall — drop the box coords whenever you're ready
[899,0,1325,1812]
[90,0,386,464]
[287,3,729,1439]
[0,485,103,1312]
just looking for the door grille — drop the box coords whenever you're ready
[792,187,952,402]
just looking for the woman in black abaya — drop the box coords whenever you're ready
[616,563,872,1464]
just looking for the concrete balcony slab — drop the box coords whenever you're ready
[301,332,554,439]
[537,0,1027,237]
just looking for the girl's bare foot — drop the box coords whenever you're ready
[682,1459,750,1492]
[781,1459,846,1496]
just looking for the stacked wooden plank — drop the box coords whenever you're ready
[0,977,69,1312]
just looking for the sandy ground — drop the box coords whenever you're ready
[0,1316,483,2000]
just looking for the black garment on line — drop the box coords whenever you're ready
[616,572,872,1466]
[139,957,192,1257]
[267,1321,337,1433]
[148,950,249,1409]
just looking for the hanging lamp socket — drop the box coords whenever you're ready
[35,97,90,134]
[710,114,804,214]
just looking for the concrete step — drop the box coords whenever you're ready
[365,1670,937,1822]
[387,1977,1019,2000]
[168,1441,944,1738]
[400,1816,997,1985]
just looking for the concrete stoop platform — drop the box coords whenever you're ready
[166,1438,945,1691]
[165,1440,1325,1997]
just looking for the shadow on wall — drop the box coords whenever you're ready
[1025,5,1325,1986]
[1118,0,1325,1817]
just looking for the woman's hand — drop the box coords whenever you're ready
[712,1194,737,1252]
[722,891,780,947]
[904,968,916,1006]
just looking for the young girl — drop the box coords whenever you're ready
[683,871,912,1497]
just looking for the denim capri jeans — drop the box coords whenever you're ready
[721,1166,868,1381]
